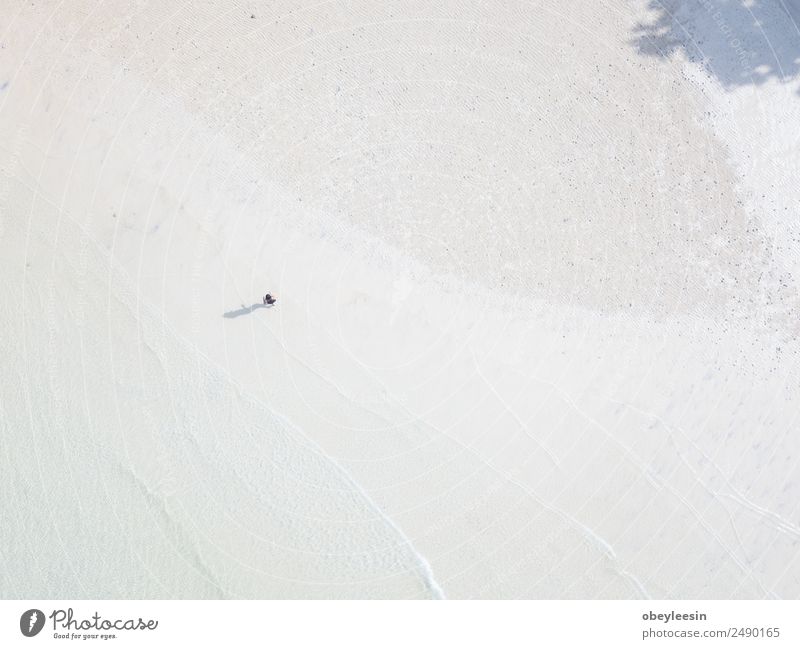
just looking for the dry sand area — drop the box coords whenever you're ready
[1,0,799,598]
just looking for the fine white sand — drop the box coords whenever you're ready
[1,0,799,598]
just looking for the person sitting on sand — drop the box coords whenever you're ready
[263,293,276,305]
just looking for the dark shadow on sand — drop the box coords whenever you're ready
[223,303,274,318]
[631,0,800,94]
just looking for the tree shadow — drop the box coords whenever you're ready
[631,0,800,93]
[222,303,274,318]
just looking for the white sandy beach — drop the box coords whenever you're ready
[1,0,799,598]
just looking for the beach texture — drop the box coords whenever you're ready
[1,0,799,598]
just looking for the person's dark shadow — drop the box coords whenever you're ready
[223,303,274,318]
